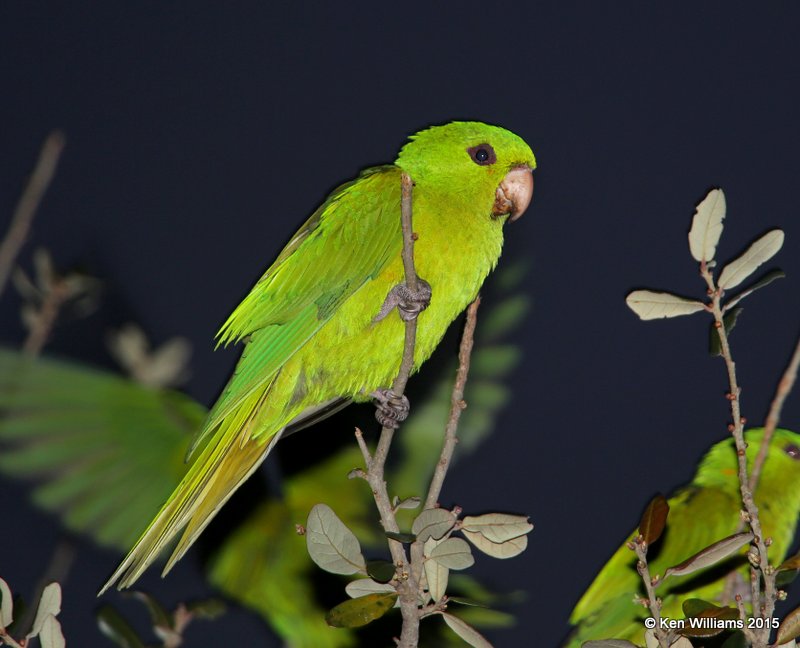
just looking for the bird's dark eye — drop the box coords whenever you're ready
[784,444,800,460]
[467,144,496,166]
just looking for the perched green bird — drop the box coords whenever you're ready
[102,121,536,592]
[564,428,800,647]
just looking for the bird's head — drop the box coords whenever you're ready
[395,121,536,223]
[695,428,800,494]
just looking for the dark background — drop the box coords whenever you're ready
[2,3,800,646]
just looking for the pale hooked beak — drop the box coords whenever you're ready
[492,165,534,222]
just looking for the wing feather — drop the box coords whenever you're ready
[189,166,402,456]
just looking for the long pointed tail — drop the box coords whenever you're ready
[100,389,282,594]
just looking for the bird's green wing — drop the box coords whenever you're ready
[192,166,402,453]
[0,348,202,551]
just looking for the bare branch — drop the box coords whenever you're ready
[361,172,422,648]
[702,262,775,645]
[750,332,800,492]
[0,131,65,297]
[425,297,481,510]
[633,540,670,648]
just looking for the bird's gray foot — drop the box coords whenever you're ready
[372,388,410,429]
[373,278,432,323]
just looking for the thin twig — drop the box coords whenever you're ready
[633,542,670,648]
[750,332,800,492]
[360,172,422,648]
[0,131,65,297]
[425,297,481,510]
[409,298,481,621]
[702,263,775,646]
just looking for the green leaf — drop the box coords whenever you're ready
[366,560,396,583]
[710,307,743,356]
[429,538,475,570]
[306,503,367,575]
[38,615,65,648]
[581,641,640,648]
[345,579,396,600]
[663,532,753,580]
[778,551,800,572]
[394,496,421,510]
[625,290,705,320]
[183,598,226,620]
[724,268,785,310]
[461,513,533,544]
[325,593,397,628]
[638,494,669,545]
[718,229,784,290]
[678,598,739,638]
[688,188,726,262]
[469,346,520,378]
[478,296,530,342]
[461,529,528,559]
[424,537,450,602]
[28,582,61,639]
[412,508,456,542]
[96,605,147,648]
[0,577,13,628]
[129,591,172,630]
[441,612,494,648]
[385,531,416,543]
[777,605,800,645]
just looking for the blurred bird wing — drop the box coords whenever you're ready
[189,166,402,456]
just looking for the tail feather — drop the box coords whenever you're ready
[100,384,281,594]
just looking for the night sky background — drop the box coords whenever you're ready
[2,3,800,646]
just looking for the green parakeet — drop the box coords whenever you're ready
[102,121,536,592]
[564,427,800,647]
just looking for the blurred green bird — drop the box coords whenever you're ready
[565,428,800,647]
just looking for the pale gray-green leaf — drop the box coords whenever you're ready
[461,513,532,543]
[461,529,528,558]
[39,615,65,648]
[306,504,366,575]
[663,532,753,580]
[688,188,726,262]
[345,579,397,604]
[412,508,456,543]
[442,612,494,648]
[424,537,449,602]
[429,537,475,570]
[581,641,640,647]
[395,496,421,510]
[626,291,705,320]
[29,582,61,638]
[0,578,12,627]
[718,229,785,290]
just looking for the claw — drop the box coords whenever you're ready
[372,388,410,429]
[373,278,432,323]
